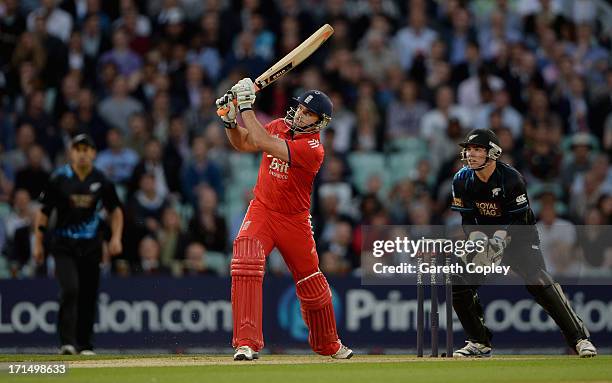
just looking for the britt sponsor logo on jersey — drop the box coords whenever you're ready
[269,157,289,179]
[307,139,320,148]
[515,194,527,205]
[475,201,502,217]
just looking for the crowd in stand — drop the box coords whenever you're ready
[0,0,610,279]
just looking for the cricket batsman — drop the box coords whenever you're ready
[216,78,353,361]
[450,129,597,358]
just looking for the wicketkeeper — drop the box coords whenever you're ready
[450,129,597,358]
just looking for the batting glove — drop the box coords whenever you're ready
[231,78,256,112]
[216,91,237,129]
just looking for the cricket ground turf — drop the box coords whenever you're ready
[0,354,610,383]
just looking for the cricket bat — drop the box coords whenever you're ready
[217,24,334,116]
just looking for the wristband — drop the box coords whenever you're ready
[223,120,237,129]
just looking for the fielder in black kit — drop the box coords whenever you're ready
[34,134,124,355]
[450,129,597,358]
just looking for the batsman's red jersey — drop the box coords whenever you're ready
[253,118,324,214]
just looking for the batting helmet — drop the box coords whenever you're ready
[459,129,502,169]
[285,90,333,133]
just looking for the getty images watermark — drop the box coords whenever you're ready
[370,236,511,277]
[360,225,612,286]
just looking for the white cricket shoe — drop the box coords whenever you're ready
[331,344,353,359]
[233,346,259,361]
[453,341,492,358]
[80,350,96,356]
[59,345,77,355]
[576,339,597,358]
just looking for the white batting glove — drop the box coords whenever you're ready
[216,91,237,129]
[231,78,256,112]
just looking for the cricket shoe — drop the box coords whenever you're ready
[80,350,96,356]
[233,346,259,361]
[331,343,353,359]
[576,339,597,358]
[453,341,492,358]
[59,345,77,355]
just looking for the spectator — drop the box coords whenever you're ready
[76,88,108,151]
[474,88,523,138]
[386,79,429,139]
[317,155,355,217]
[443,7,476,66]
[569,164,607,222]
[18,90,61,160]
[10,32,46,79]
[187,23,221,83]
[393,7,437,72]
[536,200,579,277]
[183,86,218,136]
[319,220,358,268]
[561,133,596,192]
[134,236,168,275]
[95,128,139,185]
[128,138,171,200]
[181,137,223,204]
[523,121,563,182]
[320,250,350,276]
[99,27,143,77]
[31,13,69,89]
[324,92,355,154]
[3,189,34,269]
[125,112,152,157]
[157,207,189,269]
[181,242,218,276]
[98,76,144,135]
[221,30,269,80]
[151,91,172,142]
[576,208,611,269]
[0,0,26,68]
[420,86,471,142]
[126,172,169,235]
[14,145,50,200]
[478,10,521,60]
[81,14,110,63]
[188,186,227,253]
[63,0,110,30]
[356,29,400,84]
[53,73,81,121]
[1,123,51,175]
[27,0,73,42]
[451,39,483,88]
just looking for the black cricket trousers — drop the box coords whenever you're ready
[52,237,102,351]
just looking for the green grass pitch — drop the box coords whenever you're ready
[1,354,610,383]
